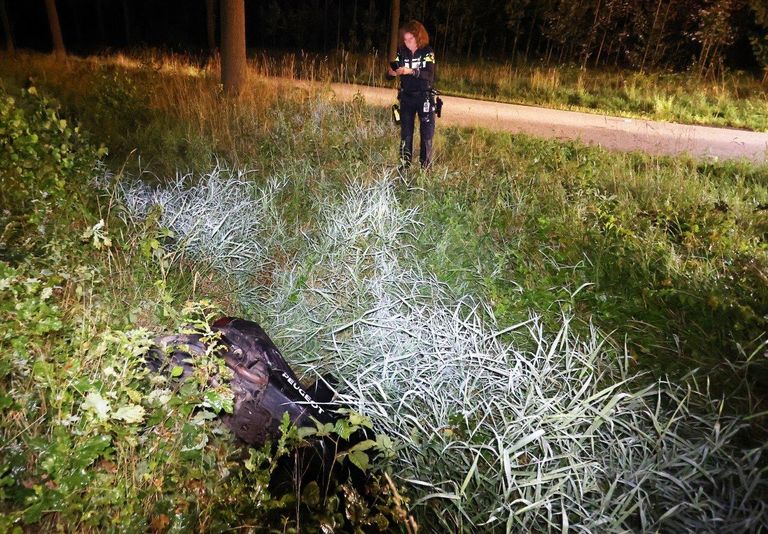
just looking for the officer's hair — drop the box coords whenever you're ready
[401,20,429,48]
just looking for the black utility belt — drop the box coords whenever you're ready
[395,89,443,118]
[399,90,432,98]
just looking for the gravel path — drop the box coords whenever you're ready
[327,82,768,164]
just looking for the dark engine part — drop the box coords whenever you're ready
[146,317,336,445]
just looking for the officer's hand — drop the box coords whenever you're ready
[388,68,398,76]
[399,67,414,75]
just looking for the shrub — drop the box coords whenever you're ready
[0,86,104,216]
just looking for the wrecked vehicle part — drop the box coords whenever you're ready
[146,317,336,445]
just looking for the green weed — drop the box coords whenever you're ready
[2,51,768,531]
[0,83,409,532]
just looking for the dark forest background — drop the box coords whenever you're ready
[3,0,768,75]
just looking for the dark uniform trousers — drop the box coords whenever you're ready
[399,92,434,169]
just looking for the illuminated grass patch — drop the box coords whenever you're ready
[120,169,768,532]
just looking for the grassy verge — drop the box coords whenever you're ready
[417,133,768,388]
[2,51,766,394]
[0,70,406,532]
[1,51,767,530]
[248,49,768,131]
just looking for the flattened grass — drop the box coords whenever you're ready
[2,49,767,530]
[118,167,768,531]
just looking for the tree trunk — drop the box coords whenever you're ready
[651,0,672,68]
[466,22,475,59]
[582,0,602,70]
[44,0,65,59]
[604,40,613,67]
[0,0,14,55]
[640,0,663,72]
[511,18,521,62]
[698,39,711,79]
[524,14,535,62]
[545,40,553,66]
[596,0,616,68]
[364,0,374,50]
[221,0,247,96]
[501,29,508,59]
[206,0,217,52]
[388,0,400,60]
[457,13,467,57]
[442,0,451,60]
[595,30,607,68]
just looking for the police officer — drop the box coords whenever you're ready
[387,20,436,170]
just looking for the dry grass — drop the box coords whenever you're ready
[251,49,768,131]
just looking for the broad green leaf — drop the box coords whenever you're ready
[349,439,376,453]
[113,404,146,424]
[203,389,234,414]
[347,450,369,472]
[82,391,111,421]
[376,433,394,453]
[349,411,373,429]
[302,480,321,507]
[312,420,334,437]
[334,418,353,440]
[298,426,317,440]
[147,388,171,406]
[124,388,143,403]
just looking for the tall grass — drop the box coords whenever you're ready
[118,168,768,532]
[249,49,768,131]
[3,50,767,530]
[119,167,287,281]
[2,51,764,380]
[3,49,765,136]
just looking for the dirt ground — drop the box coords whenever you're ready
[326,82,768,164]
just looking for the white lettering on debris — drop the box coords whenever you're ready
[282,372,325,414]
